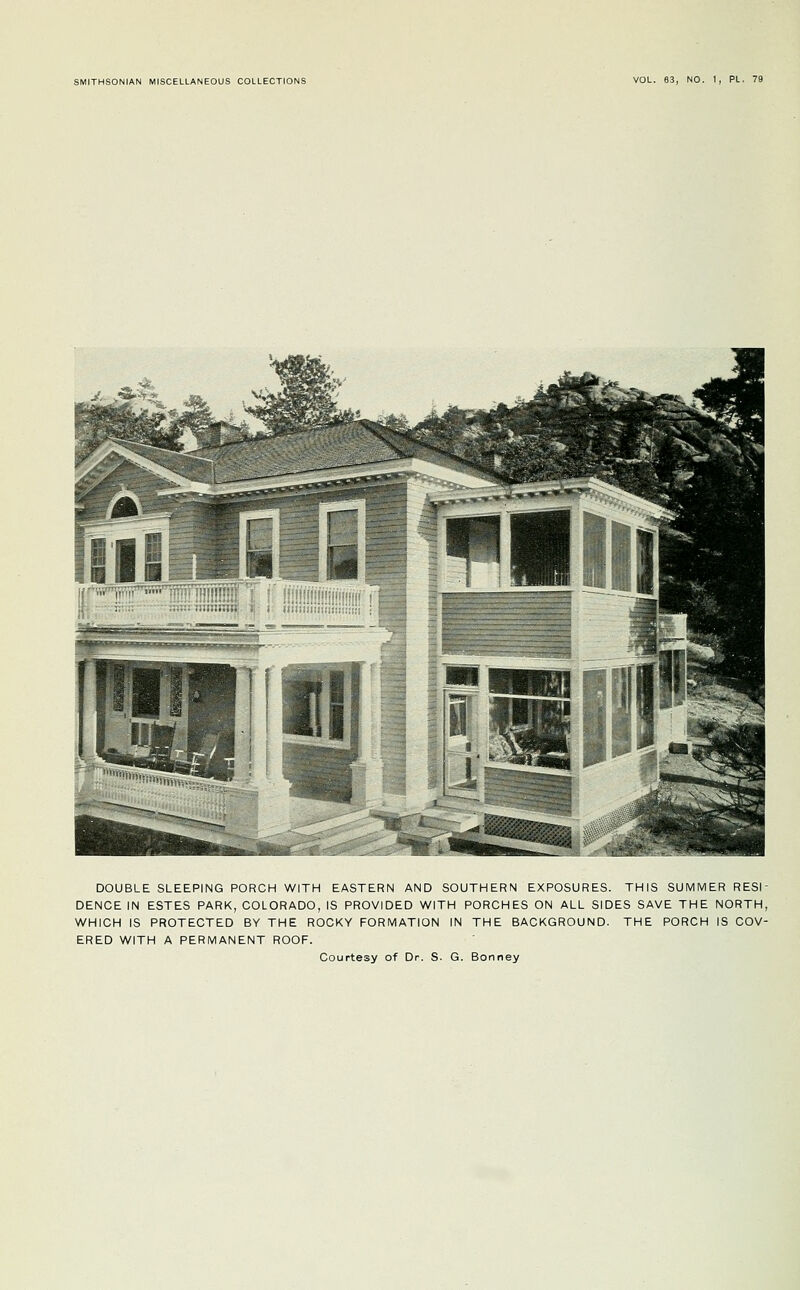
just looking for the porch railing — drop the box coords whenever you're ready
[91,761,227,825]
[76,578,380,630]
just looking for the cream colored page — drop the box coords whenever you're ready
[4,2,799,1287]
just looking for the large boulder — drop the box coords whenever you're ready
[687,641,715,664]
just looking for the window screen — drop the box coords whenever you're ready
[510,510,570,586]
[583,513,607,588]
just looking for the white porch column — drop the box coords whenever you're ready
[75,661,82,764]
[266,663,284,783]
[370,659,381,761]
[81,657,97,762]
[250,665,268,783]
[232,665,251,784]
[352,659,383,808]
[357,660,371,759]
[226,660,290,842]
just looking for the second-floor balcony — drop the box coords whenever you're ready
[76,578,381,632]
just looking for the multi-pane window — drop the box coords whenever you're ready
[327,509,359,580]
[636,529,654,594]
[90,537,106,584]
[636,663,655,748]
[510,510,570,586]
[283,667,349,744]
[611,665,633,758]
[659,650,686,709]
[611,521,631,591]
[583,669,607,766]
[488,669,571,769]
[583,513,606,588]
[144,531,162,581]
[446,515,500,588]
[246,517,274,578]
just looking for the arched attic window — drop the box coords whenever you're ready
[108,491,141,519]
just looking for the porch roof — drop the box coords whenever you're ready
[428,476,674,522]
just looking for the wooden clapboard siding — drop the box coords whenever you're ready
[75,525,85,581]
[216,482,409,799]
[169,499,218,580]
[441,591,572,657]
[282,743,356,801]
[581,748,658,814]
[77,461,171,523]
[483,765,572,815]
[76,460,177,580]
[581,593,657,659]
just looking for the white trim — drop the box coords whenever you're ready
[75,440,212,492]
[484,759,570,779]
[429,476,673,522]
[442,585,572,594]
[83,516,170,584]
[106,488,142,519]
[318,498,366,582]
[238,507,280,579]
[441,652,573,671]
[473,801,578,828]
[78,510,172,530]
[154,458,495,502]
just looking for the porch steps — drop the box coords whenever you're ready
[293,809,408,856]
[397,823,452,856]
[421,806,481,833]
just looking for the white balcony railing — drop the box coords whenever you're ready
[658,612,688,643]
[91,761,227,825]
[76,578,380,631]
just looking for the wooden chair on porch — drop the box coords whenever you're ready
[173,730,220,777]
[145,724,177,771]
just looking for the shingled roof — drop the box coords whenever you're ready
[106,438,215,483]
[181,419,499,486]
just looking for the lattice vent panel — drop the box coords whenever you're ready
[583,795,653,847]
[483,814,572,849]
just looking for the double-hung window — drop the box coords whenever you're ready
[320,501,365,582]
[90,537,106,584]
[144,531,162,581]
[240,511,279,579]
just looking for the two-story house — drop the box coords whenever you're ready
[75,419,687,855]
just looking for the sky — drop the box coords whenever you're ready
[74,347,737,429]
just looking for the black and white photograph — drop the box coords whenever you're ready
[75,348,765,857]
[6,2,798,1287]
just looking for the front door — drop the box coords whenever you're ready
[444,690,478,796]
[116,538,136,582]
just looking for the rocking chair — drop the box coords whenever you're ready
[146,724,177,770]
[173,731,220,777]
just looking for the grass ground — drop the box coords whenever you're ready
[75,816,240,855]
[603,669,764,857]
